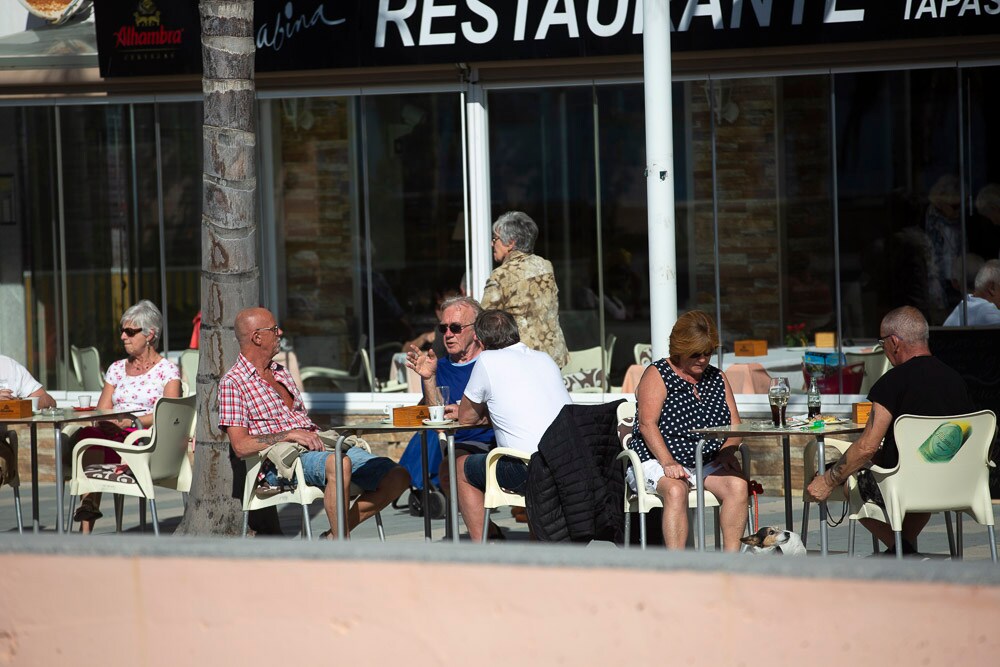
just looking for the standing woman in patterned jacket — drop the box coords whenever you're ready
[481,211,569,368]
[69,300,182,533]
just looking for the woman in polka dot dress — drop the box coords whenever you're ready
[627,310,747,551]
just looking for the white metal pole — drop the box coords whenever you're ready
[643,0,677,359]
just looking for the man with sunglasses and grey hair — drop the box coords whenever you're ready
[405,296,496,504]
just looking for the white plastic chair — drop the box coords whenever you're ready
[178,349,199,396]
[845,347,890,395]
[615,401,752,550]
[360,348,406,393]
[849,410,998,562]
[562,346,607,392]
[241,439,386,541]
[71,345,104,392]
[633,343,653,366]
[800,436,878,553]
[0,430,24,534]
[67,395,196,536]
[480,447,531,543]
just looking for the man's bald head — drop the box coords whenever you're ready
[235,307,274,346]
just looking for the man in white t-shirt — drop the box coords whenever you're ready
[943,259,1000,326]
[450,309,571,540]
[0,355,55,409]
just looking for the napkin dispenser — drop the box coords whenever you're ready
[852,402,872,425]
[0,399,32,419]
[814,331,836,347]
[734,340,767,356]
[392,405,430,427]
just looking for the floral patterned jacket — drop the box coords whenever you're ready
[481,250,569,368]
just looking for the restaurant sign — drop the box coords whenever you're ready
[96,0,1000,77]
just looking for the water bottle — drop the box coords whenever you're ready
[807,377,822,418]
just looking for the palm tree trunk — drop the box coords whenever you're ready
[177,0,259,535]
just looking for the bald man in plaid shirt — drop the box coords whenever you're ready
[219,307,409,538]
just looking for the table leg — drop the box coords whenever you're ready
[781,435,793,531]
[817,434,829,557]
[420,431,431,541]
[696,439,706,552]
[334,434,347,540]
[447,434,458,544]
[54,426,65,534]
[30,423,39,533]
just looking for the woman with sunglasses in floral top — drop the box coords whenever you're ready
[69,299,181,533]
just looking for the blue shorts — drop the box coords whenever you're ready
[264,447,398,492]
[463,452,528,494]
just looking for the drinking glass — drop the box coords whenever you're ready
[768,377,790,427]
[430,386,449,406]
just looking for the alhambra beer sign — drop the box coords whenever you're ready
[95,0,201,77]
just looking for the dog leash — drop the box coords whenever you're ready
[748,479,763,532]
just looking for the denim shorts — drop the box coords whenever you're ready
[264,447,397,493]
[463,452,528,494]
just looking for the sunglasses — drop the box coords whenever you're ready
[254,325,281,335]
[437,322,474,335]
[688,350,714,359]
[120,326,144,337]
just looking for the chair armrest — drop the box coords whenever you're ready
[122,428,153,448]
[485,447,531,465]
[735,443,751,481]
[616,448,643,476]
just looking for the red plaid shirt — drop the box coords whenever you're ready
[218,353,316,435]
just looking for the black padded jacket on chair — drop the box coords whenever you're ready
[525,399,625,543]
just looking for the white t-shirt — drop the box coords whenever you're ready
[463,342,572,454]
[943,295,1000,326]
[104,357,180,416]
[0,355,43,398]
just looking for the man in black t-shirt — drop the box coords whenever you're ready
[807,306,973,555]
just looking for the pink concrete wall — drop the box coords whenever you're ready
[1,553,998,665]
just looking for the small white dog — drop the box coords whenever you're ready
[740,526,807,556]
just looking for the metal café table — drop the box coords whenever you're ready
[0,408,138,534]
[691,420,865,556]
[329,420,465,542]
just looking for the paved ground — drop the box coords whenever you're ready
[2,483,995,561]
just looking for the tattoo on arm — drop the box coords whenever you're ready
[825,455,849,486]
[256,432,290,447]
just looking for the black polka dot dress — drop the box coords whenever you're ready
[629,359,731,469]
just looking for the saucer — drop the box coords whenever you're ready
[422,418,454,426]
[72,406,96,412]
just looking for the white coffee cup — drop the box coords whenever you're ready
[30,396,39,413]
[383,403,403,418]
[78,395,92,408]
[428,405,445,422]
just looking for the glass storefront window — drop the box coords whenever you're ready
[0,101,202,390]
[1,65,995,400]
[835,68,961,334]
[269,92,465,392]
